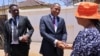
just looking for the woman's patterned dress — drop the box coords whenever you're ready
[71,27,100,56]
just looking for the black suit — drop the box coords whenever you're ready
[40,14,67,56]
[4,16,34,56]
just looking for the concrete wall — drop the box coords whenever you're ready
[7,6,83,44]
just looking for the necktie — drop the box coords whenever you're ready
[53,16,55,24]
[53,16,58,32]
[13,19,17,26]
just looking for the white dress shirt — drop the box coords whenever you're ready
[11,16,19,44]
[50,15,58,32]
[50,14,58,47]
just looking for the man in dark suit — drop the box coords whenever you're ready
[4,4,34,56]
[40,3,67,56]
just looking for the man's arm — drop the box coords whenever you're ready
[40,16,56,45]
[4,21,9,55]
[55,19,67,49]
[62,19,67,42]
[19,17,34,42]
[25,17,34,37]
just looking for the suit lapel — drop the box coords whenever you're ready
[8,16,21,34]
[47,15,62,33]
[8,18,12,33]
[47,15,55,32]
[56,17,62,32]
[17,16,21,28]
[16,16,23,28]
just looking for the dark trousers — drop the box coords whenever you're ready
[9,43,29,56]
[42,48,63,56]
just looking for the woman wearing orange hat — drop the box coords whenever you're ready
[71,2,100,56]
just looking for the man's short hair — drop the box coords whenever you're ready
[9,4,18,9]
[50,3,61,8]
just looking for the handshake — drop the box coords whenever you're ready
[56,40,72,49]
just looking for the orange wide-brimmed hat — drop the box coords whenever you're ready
[75,2,100,19]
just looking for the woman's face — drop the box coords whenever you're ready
[76,17,91,27]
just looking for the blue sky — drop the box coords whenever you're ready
[0,0,68,6]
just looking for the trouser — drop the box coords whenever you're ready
[9,43,29,56]
[42,48,63,56]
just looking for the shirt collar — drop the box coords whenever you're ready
[12,16,19,20]
[50,14,57,20]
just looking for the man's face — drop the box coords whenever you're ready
[51,4,61,16]
[10,6,19,17]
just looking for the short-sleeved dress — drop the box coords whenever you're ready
[71,27,100,56]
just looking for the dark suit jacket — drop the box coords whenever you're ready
[4,16,34,53]
[40,14,67,56]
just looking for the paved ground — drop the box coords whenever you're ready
[0,42,72,56]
